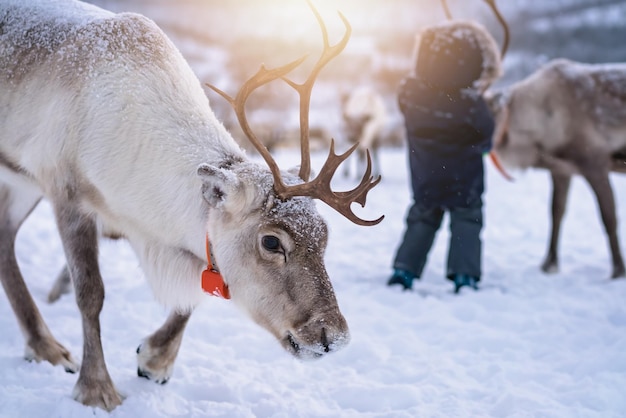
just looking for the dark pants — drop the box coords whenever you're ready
[393,199,483,280]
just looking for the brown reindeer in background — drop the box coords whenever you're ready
[490,59,626,278]
[439,1,623,278]
[443,0,624,279]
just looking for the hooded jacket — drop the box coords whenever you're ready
[399,20,501,209]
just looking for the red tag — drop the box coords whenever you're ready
[201,268,231,299]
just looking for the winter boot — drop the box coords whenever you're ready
[387,269,416,291]
[453,274,478,294]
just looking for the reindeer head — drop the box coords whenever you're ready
[200,1,382,359]
[198,162,347,358]
[489,87,546,173]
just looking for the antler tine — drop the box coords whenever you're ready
[205,56,307,187]
[208,2,382,226]
[334,148,381,206]
[281,0,352,182]
[440,0,453,19]
[483,0,510,58]
[279,139,384,226]
[272,1,381,226]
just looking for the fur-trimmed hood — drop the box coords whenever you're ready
[411,20,502,92]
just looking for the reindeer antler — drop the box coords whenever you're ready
[440,0,453,20]
[206,57,307,181]
[206,0,383,226]
[281,0,351,182]
[482,0,509,58]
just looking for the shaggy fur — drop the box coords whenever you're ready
[490,59,626,278]
[0,0,350,411]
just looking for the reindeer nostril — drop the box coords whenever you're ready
[321,328,330,353]
[287,333,300,353]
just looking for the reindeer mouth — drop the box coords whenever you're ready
[281,319,350,360]
[284,332,325,360]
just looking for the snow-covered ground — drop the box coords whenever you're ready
[1,147,625,418]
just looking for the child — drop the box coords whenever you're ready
[387,21,502,294]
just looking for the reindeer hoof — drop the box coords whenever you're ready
[611,266,626,279]
[540,260,559,274]
[24,338,80,374]
[137,367,169,385]
[137,367,150,379]
[73,377,124,411]
[136,344,172,384]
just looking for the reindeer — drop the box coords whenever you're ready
[439,0,625,279]
[0,0,382,411]
[492,59,626,278]
[490,58,626,278]
[341,86,388,178]
[441,0,625,279]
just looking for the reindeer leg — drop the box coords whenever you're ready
[580,167,625,278]
[0,183,79,373]
[357,148,366,178]
[541,171,571,274]
[54,201,122,411]
[47,264,72,303]
[342,148,353,178]
[372,143,381,178]
[137,310,191,384]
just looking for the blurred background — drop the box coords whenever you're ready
[85,0,626,153]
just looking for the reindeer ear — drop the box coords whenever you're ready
[197,164,239,208]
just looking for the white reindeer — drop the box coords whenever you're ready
[0,0,382,411]
[341,86,388,178]
[490,58,626,278]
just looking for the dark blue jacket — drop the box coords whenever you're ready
[398,76,494,210]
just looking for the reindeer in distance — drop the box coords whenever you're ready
[0,0,381,411]
[441,0,625,279]
[341,85,389,179]
[489,59,626,278]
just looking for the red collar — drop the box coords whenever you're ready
[201,235,231,299]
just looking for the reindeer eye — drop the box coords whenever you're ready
[262,235,281,252]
